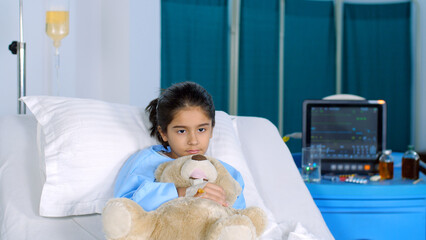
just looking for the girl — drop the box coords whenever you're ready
[114,81,246,211]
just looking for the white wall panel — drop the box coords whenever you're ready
[129,0,161,109]
[0,0,161,115]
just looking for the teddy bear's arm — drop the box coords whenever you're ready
[215,160,246,209]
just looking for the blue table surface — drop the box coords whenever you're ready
[293,152,426,199]
[294,152,426,240]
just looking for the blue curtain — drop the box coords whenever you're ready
[161,0,229,111]
[342,2,411,151]
[160,0,412,153]
[283,0,336,152]
[238,0,280,125]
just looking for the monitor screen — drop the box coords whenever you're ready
[303,100,387,174]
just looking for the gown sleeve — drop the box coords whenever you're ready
[114,148,178,211]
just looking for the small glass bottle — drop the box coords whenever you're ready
[379,150,393,180]
[402,145,420,180]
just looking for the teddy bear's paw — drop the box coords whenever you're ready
[207,215,256,240]
[241,207,268,236]
[218,225,254,240]
[102,198,135,240]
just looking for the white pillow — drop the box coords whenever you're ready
[23,96,275,223]
[22,96,157,217]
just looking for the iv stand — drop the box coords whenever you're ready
[9,0,26,114]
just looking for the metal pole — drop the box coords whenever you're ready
[278,0,285,136]
[412,0,421,150]
[335,0,343,95]
[18,0,26,114]
[228,0,240,115]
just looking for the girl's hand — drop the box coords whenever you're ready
[177,187,187,197]
[194,182,229,207]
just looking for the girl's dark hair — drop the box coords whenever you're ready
[145,81,215,147]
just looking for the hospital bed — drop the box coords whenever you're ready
[0,96,333,240]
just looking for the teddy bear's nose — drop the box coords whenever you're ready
[191,155,207,161]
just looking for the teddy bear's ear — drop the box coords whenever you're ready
[155,161,170,180]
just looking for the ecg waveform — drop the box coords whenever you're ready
[310,106,379,160]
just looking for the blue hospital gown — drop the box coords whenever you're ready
[114,145,246,211]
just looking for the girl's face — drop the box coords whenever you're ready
[158,106,213,159]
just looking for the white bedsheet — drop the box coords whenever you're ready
[0,115,333,240]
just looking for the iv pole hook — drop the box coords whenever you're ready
[8,0,27,114]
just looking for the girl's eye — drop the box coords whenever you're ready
[198,128,206,133]
[177,129,186,134]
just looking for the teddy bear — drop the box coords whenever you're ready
[102,154,267,240]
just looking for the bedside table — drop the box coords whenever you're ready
[303,153,426,240]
